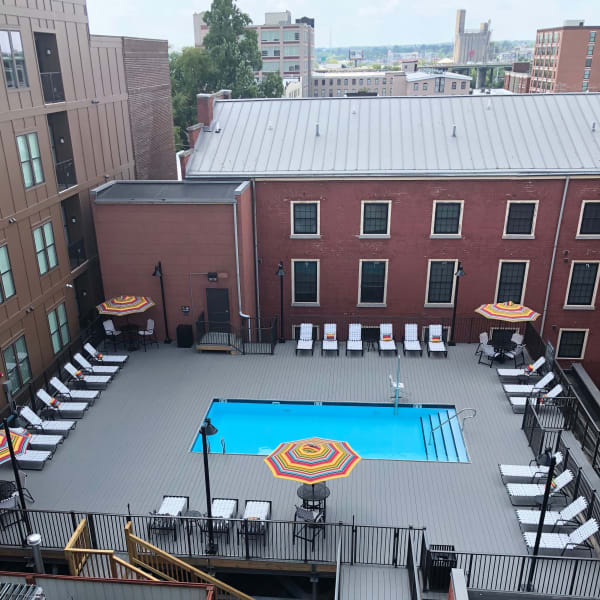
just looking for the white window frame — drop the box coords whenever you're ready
[576,200,600,239]
[291,258,320,307]
[430,200,464,239]
[424,259,458,308]
[359,200,391,238]
[494,260,530,305]
[503,200,539,239]
[556,328,589,360]
[563,260,600,309]
[357,259,388,307]
[290,200,320,239]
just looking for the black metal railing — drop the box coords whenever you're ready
[68,239,86,270]
[407,533,422,600]
[40,71,65,103]
[55,158,76,191]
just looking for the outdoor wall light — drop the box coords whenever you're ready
[181,305,190,315]
[45,48,52,56]
[207,272,218,282]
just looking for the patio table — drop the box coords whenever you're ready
[120,323,140,351]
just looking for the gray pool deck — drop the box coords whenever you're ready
[3,343,580,555]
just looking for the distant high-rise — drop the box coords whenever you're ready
[193,11,209,47]
[453,9,491,63]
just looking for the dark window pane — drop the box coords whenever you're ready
[567,263,598,305]
[497,262,526,303]
[363,203,388,234]
[506,203,535,235]
[360,261,386,303]
[434,202,461,234]
[293,261,317,303]
[580,202,600,234]
[427,261,455,303]
[558,330,586,358]
[293,203,317,234]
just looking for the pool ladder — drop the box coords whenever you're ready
[428,408,477,444]
[207,438,227,454]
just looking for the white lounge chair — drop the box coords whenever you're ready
[506,469,573,506]
[14,448,52,470]
[296,323,314,355]
[378,324,397,355]
[202,498,238,541]
[509,384,563,414]
[36,389,88,419]
[74,353,119,376]
[499,452,563,483]
[50,377,99,402]
[523,519,599,556]
[346,324,363,356]
[103,319,122,350]
[402,324,422,356]
[148,495,189,541]
[19,406,75,436]
[63,363,111,389]
[498,356,546,379]
[516,496,588,531]
[321,324,339,356]
[427,324,447,358]
[84,342,128,365]
[10,427,63,452]
[503,371,555,396]
[241,500,271,538]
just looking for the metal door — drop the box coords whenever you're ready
[206,288,230,333]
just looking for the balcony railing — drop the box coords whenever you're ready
[68,239,86,270]
[40,71,65,104]
[55,158,77,191]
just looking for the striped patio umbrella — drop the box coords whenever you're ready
[96,295,155,316]
[0,430,31,466]
[475,301,540,322]
[264,437,361,485]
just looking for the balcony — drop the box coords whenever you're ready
[40,71,65,103]
[48,111,77,192]
[55,158,76,191]
[34,32,65,104]
[68,238,86,270]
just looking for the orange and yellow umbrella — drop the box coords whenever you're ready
[96,295,155,316]
[0,430,31,465]
[264,437,361,485]
[475,301,540,322]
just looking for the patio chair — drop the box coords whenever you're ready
[10,427,63,452]
[321,324,339,356]
[103,319,122,351]
[200,498,238,542]
[427,324,447,358]
[504,344,526,368]
[523,519,599,556]
[147,495,189,541]
[138,318,159,351]
[503,371,554,397]
[74,353,119,376]
[296,323,314,355]
[49,378,99,403]
[516,496,588,532]
[499,451,563,483]
[388,374,407,400]
[13,448,52,471]
[19,406,76,436]
[402,324,423,356]
[378,324,397,356]
[506,469,573,506]
[346,324,364,356]
[64,362,111,390]
[509,384,563,414]
[478,344,500,368]
[238,500,271,544]
[36,389,89,419]
[511,332,525,347]
[474,332,488,355]
[497,356,546,380]
[292,505,325,551]
[84,342,129,365]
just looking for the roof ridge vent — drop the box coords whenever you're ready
[452,124,457,137]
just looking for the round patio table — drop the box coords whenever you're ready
[297,483,330,518]
[120,323,141,351]
[0,480,16,501]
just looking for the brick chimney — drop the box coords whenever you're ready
[196,89,232,127]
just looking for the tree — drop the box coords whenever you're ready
[203,0,262,98]
[258,73,284,98]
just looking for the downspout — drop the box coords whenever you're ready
[251,179,261,329]
[233,202,251,341]
[540,176,569,337]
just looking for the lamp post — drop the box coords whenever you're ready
[200,418,218,554]
[152,261,172,344]
[448,262,465,347]
[276,262,285,343]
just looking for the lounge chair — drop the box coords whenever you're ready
[497,356,546,380]
[321,324,339,356]
[378,324,397,356]
[50,377,99,403]
[427,324,447,358]
[478,344,500,368]
[201,498,238,542]
[36,389,88,419]
[346,324,363,356]
[389,374,406,400]
[103,319,122,350]
[15,448,52,471]
[509,384,563,414]
[84,342,128,365]
[148,495,189,541]
[475,332,488,356]
[506,469,573,506]
[503,371,555,396]
[10,427,63,452]
[74,353,119,376]
[402,324,422,356]
[63,363,111,389]
[523,519,599,556]
[499,452,563,483]
[239,500,271,543]
[138,318,159,351]
[296,323,314,355]
[516,496,588,531]
[19,406,76,436]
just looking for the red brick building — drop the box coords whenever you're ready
[504,71,531,93]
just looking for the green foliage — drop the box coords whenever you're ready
[371,63,382,70]
[258,73,284,98]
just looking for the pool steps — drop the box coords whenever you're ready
[422,409,469,463]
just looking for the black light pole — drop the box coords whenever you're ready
[200,418,218,554]
[448,262,465,347]
[276,262,285,343]
[152,261,172,344]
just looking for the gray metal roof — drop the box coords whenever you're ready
[185,93,600,178]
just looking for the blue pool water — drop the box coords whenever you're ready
[191,400,469,462]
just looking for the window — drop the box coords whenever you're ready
[583,81,589,91]
[2,336,31,393]
[496,261,528,303]
[0,245,15,303]
[586,58,592,68]
[367,79,371,85]
[344,79,348,85]
[17,133,43,189]
[336,89,341,96]
[423,83,428,90]
[584,70,590,80]
[33,221,58,275]
[313,90,318,97]
[352,79,356,85]
[262,61,280,72]
[284,45,299,57]
[321,89,325,97]
[413,83,418,91]
[361,201,391,235]
[431,201,463,236]
[504,201,537,236]
[337,79,341,85]
[590,31,596,42]
[461,81,466,89]
[451,81,457,89]
[359,79,363,85]
[426,260,456,305]
[588,44,594,56]
[0,30,28,89]
[292,259,319,304]
[565,262,599,307]
[261,30,279,42]
[284,62,299,73]
[291,201,319,236]
[578,201,600,235]
[557,329,588,359]
[358,260,388,305]
[435,77,444,92]
[48,302,69,354]
[283,30,299,42]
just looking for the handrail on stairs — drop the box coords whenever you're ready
[428,408,477,444]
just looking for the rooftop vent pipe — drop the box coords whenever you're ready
[316,123,320,137]
[592,121,596,132]
[452,124,457,137]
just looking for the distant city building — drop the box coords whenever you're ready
[284,78,302,98]
[504,71,531,93]
[453,9,491,63]
[193,11,209,47]
[531,20,600,93]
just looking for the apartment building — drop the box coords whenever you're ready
[453,9,492,63]
[531,20,600,92]
[0,1,175,409]
[504,71,531,93]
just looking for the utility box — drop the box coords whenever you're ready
[176,324,194,348]
[428,544,457,591]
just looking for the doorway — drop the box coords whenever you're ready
[206,288,230,333]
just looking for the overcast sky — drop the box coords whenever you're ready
[86,0,600,49]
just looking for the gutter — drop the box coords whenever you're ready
[232,200,250,333]
[251,179,261,329]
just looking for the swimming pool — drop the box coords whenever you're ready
[191,400,469,462]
